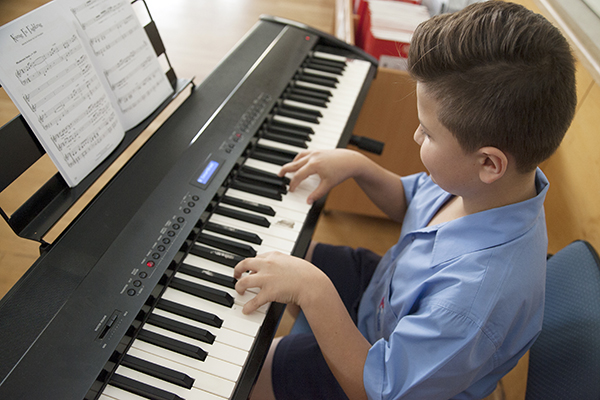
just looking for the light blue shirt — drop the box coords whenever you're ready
[357,170,549,400]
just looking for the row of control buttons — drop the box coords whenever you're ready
[127,194,198,296]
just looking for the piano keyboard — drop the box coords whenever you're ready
[97,51,373,400]
[0,17,376,400]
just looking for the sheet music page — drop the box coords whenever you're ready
[0,2,125,187]
[61,0,174,130]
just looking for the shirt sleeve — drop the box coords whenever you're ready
[400,172,430,206]
[363,301,497,400]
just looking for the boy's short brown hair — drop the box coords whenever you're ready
[407,1,576,173]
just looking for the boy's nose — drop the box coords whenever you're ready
[413,126,423,145]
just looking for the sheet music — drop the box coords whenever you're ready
[0,2,124,187]
[63,0,174,130]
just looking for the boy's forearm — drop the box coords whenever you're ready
[353,154,407,222]
[300,277,371,400]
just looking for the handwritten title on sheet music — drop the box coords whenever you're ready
[10,23,44,44]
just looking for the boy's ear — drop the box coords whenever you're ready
[477,146,508,184]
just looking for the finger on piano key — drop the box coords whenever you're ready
[169,276,234,308]
[174,269,269,313]
[182,252,259,294]
[178,262,237,289]
[161,287,265,334]
[130,338,242,393]
[110,371,184,400]
[126,346,236,398]
[121,354,194,389]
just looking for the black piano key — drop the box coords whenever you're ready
[262,130,308,148]
[214,205,271,227]
[221,194,276,216]
[286,93,328,108]
[282,102,323,117]
[276,107,320,124]
[290,85,332,100]
[204,221,263,244]
[189,244,245,267]
[169,276,234,308]
[110,373,184,400]
[309,55,347,69]
[147,313,216,344]
[156,298,223,328]
[251,144,297,166]
[297,72,338,88]
[305,61,344,75]
[121,354,195,389]
[266,124,312,140]
[179,262,237,290]
[197,231,257,257]
[255,143,299,159]
[241,164,291,185]
[236,170,287,193]
[230,180,282,201]
[137,329,208,361]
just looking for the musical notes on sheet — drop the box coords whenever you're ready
[68,0,174,128]
[0,0,173,186]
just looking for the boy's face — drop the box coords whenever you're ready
[414,82,480,196]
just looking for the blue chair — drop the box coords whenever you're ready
[526,240,600,399]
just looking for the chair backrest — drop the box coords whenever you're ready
[526,240,600,399]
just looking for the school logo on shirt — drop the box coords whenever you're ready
[376,297,385,333]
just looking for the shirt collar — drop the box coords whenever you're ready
[421,169,549,266]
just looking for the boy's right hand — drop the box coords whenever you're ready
[278,149,364,204]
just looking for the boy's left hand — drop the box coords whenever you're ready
[233,251,327,314]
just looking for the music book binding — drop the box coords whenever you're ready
[0,0,174,187]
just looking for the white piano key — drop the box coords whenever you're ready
[150,307,255,352]
[142,322,249,366]
[125,346,235,398]
[225,188,312,216]
[313,50,349,63]
[131,338,243,383]
[161,287,265,336]
[100,384,148,400]
[208,213,299,243]
[174,271,270,314]
[115,365,225,400]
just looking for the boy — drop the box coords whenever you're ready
[233,1,577,399]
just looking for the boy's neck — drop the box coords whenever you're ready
[428,169,538,226]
